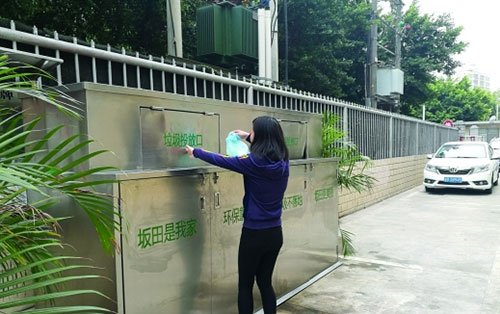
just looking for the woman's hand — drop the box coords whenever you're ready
[185,145,195,158]
[233,130,249,139]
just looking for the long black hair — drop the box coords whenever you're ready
[250,116,289,162]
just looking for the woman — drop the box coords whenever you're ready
[185,116,289,314]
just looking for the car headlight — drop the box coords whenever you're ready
[425,164,437,173]
[472,164,489,174]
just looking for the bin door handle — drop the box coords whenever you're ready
[214,192,221,209]
[200,196,206,212]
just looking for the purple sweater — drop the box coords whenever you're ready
[193,148,289,229]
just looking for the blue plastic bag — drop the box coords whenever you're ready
[226,131,250,157]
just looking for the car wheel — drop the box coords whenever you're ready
[425,187,434,193]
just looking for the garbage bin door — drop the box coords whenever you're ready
[140,107,220,169]
[118,174,212,314]
[279,119,307,159]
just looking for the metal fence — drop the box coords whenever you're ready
[0,20,458,160]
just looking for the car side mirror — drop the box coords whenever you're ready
[426,154,433,159]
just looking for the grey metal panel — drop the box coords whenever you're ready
[279,120,307,159]
[274,164,311,294]
[140,107,220,169]
[25,184,118,311]
[209,171,245,314]
[308,162,339,254]
[119,175,211,314]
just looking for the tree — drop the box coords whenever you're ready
[1,0,169,56]
[388,2,466,115]
[2,0,468,111]
[0,55,119,312]
[281,0,370,102]
[421,77,497,123]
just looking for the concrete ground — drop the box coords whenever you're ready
[277,184,500,314]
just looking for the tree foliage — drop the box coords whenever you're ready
[2,0,470,115]
[420,77,497,123]
[281,0,370,102]
[391,2,466,115]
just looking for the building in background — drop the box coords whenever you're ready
[457,66,491,91]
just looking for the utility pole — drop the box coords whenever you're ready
[367,0,378,109]
[393,0,403,110]
[166,0,183,58]
[284,0,288,85]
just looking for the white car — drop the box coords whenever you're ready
[424,141,499,193]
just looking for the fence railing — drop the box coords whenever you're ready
[0,20,458,160]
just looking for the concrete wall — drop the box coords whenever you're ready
[339,155,428,217]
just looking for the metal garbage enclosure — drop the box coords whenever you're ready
[23,83,339,313]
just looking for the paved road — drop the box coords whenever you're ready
[277,184,500,314]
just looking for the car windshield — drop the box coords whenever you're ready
[435,144,487,158]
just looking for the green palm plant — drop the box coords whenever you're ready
[0,55,119,313]
[322,112,377,256]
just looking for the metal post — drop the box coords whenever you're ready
[34,26,42,87]
[161,57,166,92]
[202,67,207,97]
[107,44,112,85]
[121,48,127,87]
[228,73,232,102]
[247,86,253,105]
[211,68,215,99]
[220,70,224,100]
[33,26,39,54]
[183,63,187,96]
[149,55,154,91]
[10,20,16,50]
[53,31,62,85]
[69,40,80,84]
[236,73,240,102]
[433,125,437,151]
[343,105,348,138]
[91,40,97,83]
[136,52,141,89]
[194,65,198,97]
[173,59,177,94]
[389,116,393,158]
[415,122,419,155]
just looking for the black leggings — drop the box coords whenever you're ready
[238,226,283,314]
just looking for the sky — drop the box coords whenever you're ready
[405,0,500,91]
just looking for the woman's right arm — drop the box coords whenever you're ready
[191,147,253,175]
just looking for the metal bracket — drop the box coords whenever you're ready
[149,106,164,111]
[201,173,209,185]
[200,196,206,213]
[213,172,220,184]
[214,192,221,209]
